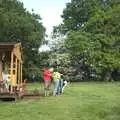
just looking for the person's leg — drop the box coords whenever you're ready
[59,79,63,94]
[62,81,67,93]
[62,85,65,93]
[44,81,48,96]
[53,81,57,96]
[46,80,51,96]
[5,83,9,92]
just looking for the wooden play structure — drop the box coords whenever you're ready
[0,42,23,100]
[0,42,41,101]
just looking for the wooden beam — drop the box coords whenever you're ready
[10,52,14,92]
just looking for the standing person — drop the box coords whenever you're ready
[52,70,61,96]
[62,79,68,93]
[2,71,9,92]
[59,74,64,94]
[43,67,52,96]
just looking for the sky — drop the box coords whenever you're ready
[20,0,70,36]
[20,0,70,52]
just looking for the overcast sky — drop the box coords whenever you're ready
[20,0,70,36]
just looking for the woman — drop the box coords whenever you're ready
[52,70,61,96]
[43,68,52,96]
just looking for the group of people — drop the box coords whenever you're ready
[42,67,67,96]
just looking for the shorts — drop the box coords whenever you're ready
[44,80,51,90]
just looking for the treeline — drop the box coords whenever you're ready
[52,0,120,81]
[0,0,46,80]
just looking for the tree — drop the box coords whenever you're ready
[52,0,120,81]
[0,0,46,80]
[66,31,120,81]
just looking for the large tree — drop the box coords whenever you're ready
[52,0,120,81]
[0,0,46,79]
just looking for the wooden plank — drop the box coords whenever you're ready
[0,96,15,98]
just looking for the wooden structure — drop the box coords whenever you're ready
[0,42,42,101]
[0,42,23,93]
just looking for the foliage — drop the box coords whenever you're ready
[66,31,120,81]
[85,4,120,36]
[52,0,120,81]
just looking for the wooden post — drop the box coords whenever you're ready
[0,60,3,81]
[15,57,18,84]
[18,61,20,86]
[0,53,3,81]
[10,52,14,92]
[21,63,22,84]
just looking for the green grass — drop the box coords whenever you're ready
[0,82,120,120]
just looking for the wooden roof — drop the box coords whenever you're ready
[0,42,21,52]
[0,42,21,51]
[0,42,23,62]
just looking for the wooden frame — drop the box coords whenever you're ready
[0,42,23,92]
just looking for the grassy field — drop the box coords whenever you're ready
[0,82,120,120]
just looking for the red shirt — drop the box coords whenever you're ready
[43,70,52,81]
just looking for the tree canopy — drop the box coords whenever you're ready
[52,0,120,81]
[0,0,46,80]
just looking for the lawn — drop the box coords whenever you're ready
[0,82,120,120]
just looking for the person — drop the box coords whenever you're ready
[43,67,52,96]
[52,70,61,96]
[22,79,27,92]
[0,80,4,92]
[62,79,68,93]
[59,74,64,94]
[2,71,9,92]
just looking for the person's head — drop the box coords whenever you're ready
[49,68,54,72]
[23,79,27,83]
[42,67,49,71]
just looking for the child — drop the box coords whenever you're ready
[62,79,68,93]
[2,71,9,92]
